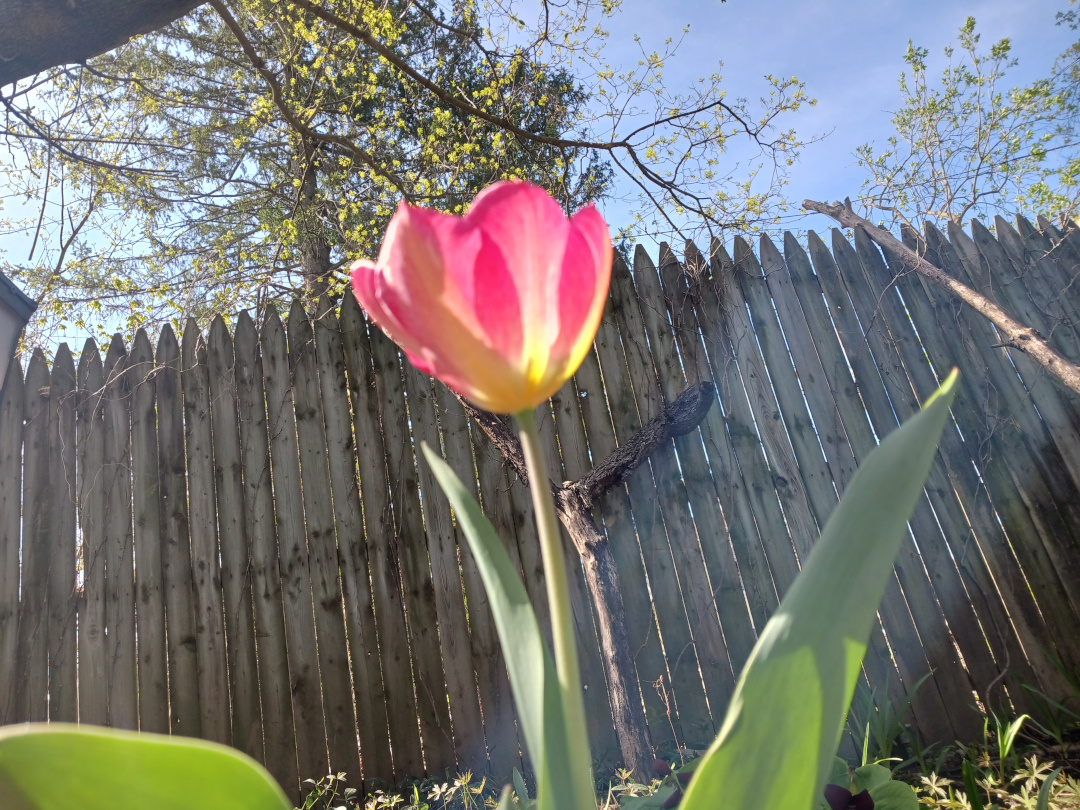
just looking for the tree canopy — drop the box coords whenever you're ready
[856,14,1080,228]
[0,0,812,347]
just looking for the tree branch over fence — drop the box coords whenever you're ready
[803,198,1080,396]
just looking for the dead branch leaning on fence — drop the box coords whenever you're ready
[460,381,715,780]
[803,198,1080,396]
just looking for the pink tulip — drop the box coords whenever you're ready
[350,180,613,414]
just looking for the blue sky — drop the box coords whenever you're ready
[595,0,1077,238]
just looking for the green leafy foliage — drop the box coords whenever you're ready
[0,724,291,810]
[917,755,1078,809]
[857,16,1080,227]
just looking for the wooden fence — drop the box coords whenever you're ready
[2,214,1080,801]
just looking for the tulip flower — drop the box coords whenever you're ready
[349,179,613,415]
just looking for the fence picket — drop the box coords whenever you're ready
[0,359,22,724]
[17,350,51,722]
[77,341,108,726]
[207,316,262,759]
[181,322,230,744]
[315,296,393,784]
[129,331,169,733]
[47,344,77,722]
[234,311,299,799]
[262,305,330,783]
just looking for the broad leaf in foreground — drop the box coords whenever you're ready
[0,724,291,810]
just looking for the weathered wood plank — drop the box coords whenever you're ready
[315,296,392,784]
[286,300,361,783]
[207,316,262,759]
[181,321,231,744]
[47,344,77,722]
[437,386,520,778]
[883,225,1049,708]
[369,324,455,775]
[17,350,51,722]
[77,341,108,726]
[262,305,329,784]
[659,244,773,669]
[234,311,299,799]
[801,232,954,743]
[339,294,424,781]
[631,245,736,715]
[156,325,202,737]
[0,359,22,725]
[102,336,137,730]
[604,252,713,743]
[401,362,486,771]
[777,237,913,718]
[129,331,168,733]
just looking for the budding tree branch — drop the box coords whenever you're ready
[804,198,1080,396]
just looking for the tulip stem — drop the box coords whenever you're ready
[516,407,596,809]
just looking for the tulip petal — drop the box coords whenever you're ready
[467,180,570,352]
[553,205,612,364]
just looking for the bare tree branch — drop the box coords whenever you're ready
[804,197,1080,395]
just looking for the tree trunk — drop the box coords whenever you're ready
[292,140,333,300]
[0,0,205,87]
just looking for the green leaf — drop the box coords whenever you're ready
[961,760,985,810]
[679,370,960,810]
[422,444,582,810]
[513,767,535,810]
[618,787,678,810]
[1036,767,1062,810]
[852,764,891,793]
[826,756,850,788]
[867,781,918,810]
[0,724,291,810]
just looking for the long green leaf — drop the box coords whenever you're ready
[0,724,290,810]
[680,370,960,810]
[422,444,583,810]
[1037,767,1062,810]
